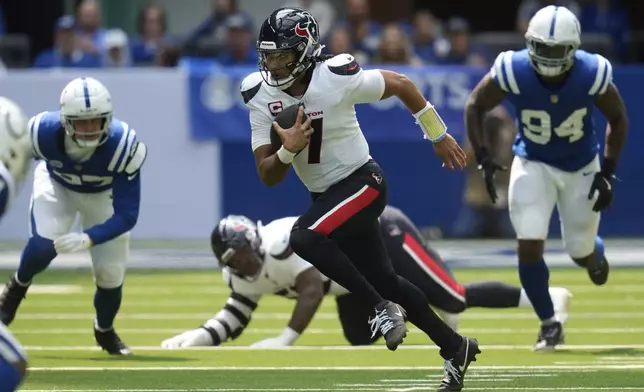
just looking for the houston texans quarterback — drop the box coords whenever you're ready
[242,8,475,391]
[465,6,628,350]
[161,206,571,351]
[0,97,31,392]
[0,77,148,356]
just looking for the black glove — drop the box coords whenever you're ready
[588,158,616,212]
[476,148,508,204]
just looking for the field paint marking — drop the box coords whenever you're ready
[0,284,82,294]
[13,311,644,320]
[19,389,644,392]
[22,344,644,351]
[26,364,644,371]
[22,390,372,392]
[16,327,644,335]
[443,389,644,391]
[20,298,644,308]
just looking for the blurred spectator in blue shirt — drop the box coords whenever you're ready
[327,27,369,65]
[516,0,580,33]
[186,0,248,50]
[75,0,107,57]
[335,0,381,57]
[412,10,449,64]
[579,0,630,62]
[215,13,257,66]
[33,15,101,69]
[103,29,132,68]
[131,4,174,66]
[439,17,488,67]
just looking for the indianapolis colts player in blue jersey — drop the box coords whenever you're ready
[0,97,32,392]
[0,77,148,356]
[464,5,628,350]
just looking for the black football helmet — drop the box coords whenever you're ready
[256,8,323,89]
[210,215,265,281]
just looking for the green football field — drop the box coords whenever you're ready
[5,267,644,391]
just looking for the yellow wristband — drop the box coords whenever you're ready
[413,102,447,142]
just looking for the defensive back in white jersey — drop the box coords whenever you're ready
[243,54,386,193]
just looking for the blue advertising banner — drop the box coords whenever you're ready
[187,60,484,141]
[187,59,644,237]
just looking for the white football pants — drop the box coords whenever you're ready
[508,155,600,258]
[28,161,129,288]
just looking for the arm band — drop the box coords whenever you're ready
[413,102,448,143]
[277,146,296,164]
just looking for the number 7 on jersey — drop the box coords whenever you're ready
[307,118,323,164]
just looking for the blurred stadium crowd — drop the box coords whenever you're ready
[0,0,640,70]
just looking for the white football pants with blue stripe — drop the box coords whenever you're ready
[509,155,601,258]
[29,161,129,288]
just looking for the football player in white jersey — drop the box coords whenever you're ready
[0,97,31,392]
[242,9,475,389]
[0,77,148,356]
[161,208,571,351]
[465,6,628,350]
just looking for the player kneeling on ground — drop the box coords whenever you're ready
[0,77,148,356]
[0,97,33,390]
[161,205,571,348]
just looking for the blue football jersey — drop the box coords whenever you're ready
[29,111,139,193]
[28,110,147,245]
[491,49,612,171]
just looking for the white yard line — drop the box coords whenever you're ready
[13,311,644,320]
[26,364,644,371]
[14,327,644,335]
[22,344,644,352]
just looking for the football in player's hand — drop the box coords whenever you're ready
[270,104,308,154]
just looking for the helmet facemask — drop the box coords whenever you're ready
[257,35,323,90]
[63,114,111,148]
[527,38,577,77]
[212,217,266,282]
[219,241,265,282]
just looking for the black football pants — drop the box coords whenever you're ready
[289,160,463,355]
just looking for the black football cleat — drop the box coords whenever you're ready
[436,337,481,392]
[95,327,132,356]
[587,254,609,286]
[0,276,29,326]
[533,321,564,351]
[368,301,408,351]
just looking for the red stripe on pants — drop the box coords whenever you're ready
[310,185,379,235]
[403,232,465,297]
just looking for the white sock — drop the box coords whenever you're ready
[94,319,113,332]
[518,289,531,308]
[13,273,30,287]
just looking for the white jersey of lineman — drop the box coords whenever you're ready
[202,217,348,345]
[243,53,386,193]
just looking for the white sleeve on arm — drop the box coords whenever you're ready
[250,108,274,152]
[201,292,261,345]
[346,69,386,105]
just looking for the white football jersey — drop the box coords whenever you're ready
[242,53,386,193]
[223,216,349,298]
